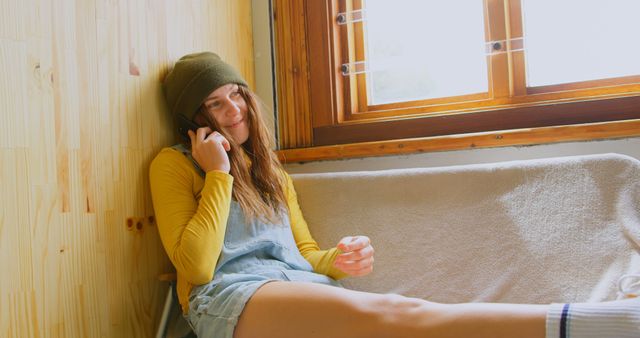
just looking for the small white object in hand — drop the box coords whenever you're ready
[617,274,640,299]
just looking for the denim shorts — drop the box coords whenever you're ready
[186,269,340,338]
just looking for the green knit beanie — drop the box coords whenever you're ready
[163,52,248,120]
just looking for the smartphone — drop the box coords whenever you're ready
[177,114,200,142]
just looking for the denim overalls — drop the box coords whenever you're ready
[171,144,341,338]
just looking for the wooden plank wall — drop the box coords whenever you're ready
[0,0,255,337]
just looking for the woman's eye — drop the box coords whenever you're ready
[231,91,240,97]
[207,102,220,109]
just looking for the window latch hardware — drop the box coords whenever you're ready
[337,9,366,25]
[340,61,368,76]
[485,37,524,55]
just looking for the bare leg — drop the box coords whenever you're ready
[234,281,548,338]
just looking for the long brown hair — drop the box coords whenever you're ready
[192,86,288,223]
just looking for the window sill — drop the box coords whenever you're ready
[276,119,640,164]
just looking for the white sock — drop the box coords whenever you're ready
[546,298,640,338]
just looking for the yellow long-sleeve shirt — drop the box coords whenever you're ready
[149,147,347,313]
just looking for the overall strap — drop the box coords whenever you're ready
[170,143,206,178]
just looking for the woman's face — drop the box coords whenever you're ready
[203,84,250,144]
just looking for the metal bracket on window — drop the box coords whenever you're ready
[485,37,524,55]
[340,61,368,76]
[337,9,366,25]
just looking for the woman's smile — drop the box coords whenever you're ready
[226,118,245,129]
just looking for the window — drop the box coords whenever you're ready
[523,0,640,88]
[272,0,640,160]
[349,0,488,106]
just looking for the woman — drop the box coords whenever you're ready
[150,52,639,338]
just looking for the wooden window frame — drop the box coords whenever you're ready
[272,0,640,163]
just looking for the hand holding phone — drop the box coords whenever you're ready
[187,127,231,175]
[177,114,231,172]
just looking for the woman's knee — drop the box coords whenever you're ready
[234,282,393,338]
[370,293,423,318]
[364,293,444,337]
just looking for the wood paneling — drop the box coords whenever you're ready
[0,0,254,337]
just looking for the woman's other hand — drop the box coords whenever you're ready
[188,127,231,173]
[333,236,374,277]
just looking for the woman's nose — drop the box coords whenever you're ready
[224,98,241,115]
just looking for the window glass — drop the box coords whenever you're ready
[523,0,640,87]
[364,0,488,105]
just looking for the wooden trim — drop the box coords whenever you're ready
[305,0,335,127]
[338,84,640,122]
[339,0,358,120]
[507,0,526,96]
[273,0,313,148]
[277,119,640,164]
[353,0,368,114]
[313,95,640,145]
[485,0,510,98]
[351,92,490,119]
[528,75,640,95]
